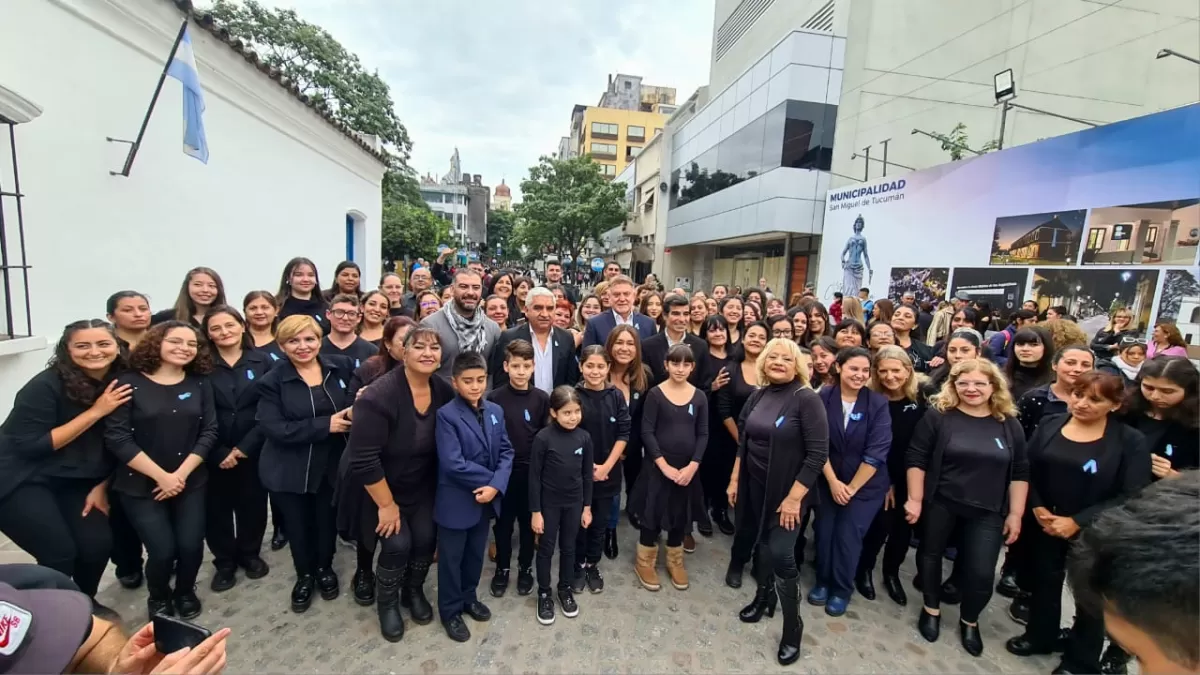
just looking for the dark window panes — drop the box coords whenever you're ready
[781,100,836,171]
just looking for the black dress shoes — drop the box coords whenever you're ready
[996,569,1021,598]
[241,556,269,579]
[959,620,983,657]
[316,568,339,601]
[442,614,471,642]
[882,574,907,606]
[117,569,144,590]
[173,591,202,620]
[918,609,941,643]
[291,575,315,613]
[210,568,237,592]
[725,560,744,589]
[855,570,876,600]
[270,527,288,551]
[464,599,491,622]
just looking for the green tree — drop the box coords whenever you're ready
[515,155,627,265]
[930,122,1000,161]
[208,0,411,162]
[380,202,450,263]
[486,208,517,260]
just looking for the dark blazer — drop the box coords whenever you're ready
[434,397,515,529]
[581,310,656,348]
[208,349,273,464]
[640,331,710,388]
[819,386,892,498]
[256,354,356,494]
[1026,413,1150,526]
[489,324,580,390]
[1017,384,1069,440]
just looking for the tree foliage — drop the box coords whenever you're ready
[932,122,1000,161]
[209,0,411,162]
[486,208,517,258]
[514,155,628,264]
[381,202,450,264]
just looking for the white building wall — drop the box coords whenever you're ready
[710,0,846,96]
[831,0,1200,186]
[0,0,386,412]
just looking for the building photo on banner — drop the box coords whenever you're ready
[818,102,1200,345]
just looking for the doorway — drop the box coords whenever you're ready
[734,257,760,290]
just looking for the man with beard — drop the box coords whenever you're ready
[423,270,502,381]
[544,259,579,305]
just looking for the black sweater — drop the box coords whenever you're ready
[735,382,828,523]
[489,384,550,466]
[345,367,455,505]
[907,408,1029,515]
[576,385,631,499]
[1027,414,1150,525]
[320,336,379,370]
[105,372,219,497]
[1121,411,1199,475]
[1017,384,1068,440]
[885,398,927,489]
[529,424,594,510]
[641,387,708,466]
[207,349,273,463]
[0,369,117,501]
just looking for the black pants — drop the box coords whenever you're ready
[437,514,490,619]
[732,476,802,582]
[0,478,111,597]
[622,444,641,502]
[917,498,1003,622]
[699,428,735,512]
[108,485,144,577]
[537,503,582,591]
[377,500,436,569]
[575,492,609,566]
[493,468,533,571]
[1025,526,1105,672]
[120,489,206,597]
[859,490,912,578]
[639,525,685,547]
[205,460,268,572]
[271,481,336,577]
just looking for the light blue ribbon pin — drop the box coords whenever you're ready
[1082,459,1098,474]
[1165,444,1174,457]
[177,392,192,401]
[246,370,255,381]
[270,353,280,361]
[994,438,1004,449]
[491,414,499,426]
[338,379,346,389]
[688,403,694,416]
[610,416,616,423]
[355,359,361,368]
[524,409,531,422]
[574,447,583,456]
[849,412,862,421]
[775,416,785,428]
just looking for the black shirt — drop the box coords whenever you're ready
[1124,413,1199,475]
[489,384,550,466]
[886,399,926,487]
[105,372,218,497]
[307,383,338,488]
[717,360,757,425]
[743,383,792,480]
[908,409,1029,514]
[529,424,594,510]
[1032,432,1104,517]
[320,336,379,370]
[641,387,709,468]
[279,295,328,326]
[576,385,631,499]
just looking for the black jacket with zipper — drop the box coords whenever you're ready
[208,349,273,465]
[256,354,356,494]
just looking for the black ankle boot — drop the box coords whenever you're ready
[882,574,907,606]
[270,526,288,551]
[738,580,777,623]
[712,507,735,536]
[960,620,983,657]
[402,560,434,625]
[918,609,941,643]
[353,567,376,606]
[725,559,745,589]
[375,565,405,642]
[855,569,876,600]
[604,529,619,560]
[775,576,803,665]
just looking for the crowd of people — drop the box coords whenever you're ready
[0,254,1196,672]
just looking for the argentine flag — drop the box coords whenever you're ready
[166,26,209,163]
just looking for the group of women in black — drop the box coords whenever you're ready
[1,262,1196,670]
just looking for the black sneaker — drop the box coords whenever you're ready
[210,568,237,593]
[490,568,510,598]
[173,590,202,620]
[557,588,579,618]
[316,568,339,601]
[1009,594,1031,625]
[536,589,555,626]
[516,567,535,596]
[241,556,270,580]
[584,565,604,594]
[571,565,586,593]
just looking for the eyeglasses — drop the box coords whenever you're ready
[1119,337,1147,346]
[772,329,793,338]
[954,380,992,390]
[329,310,360,319]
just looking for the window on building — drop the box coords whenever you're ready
[624,80,632,90]
[590,142,617,157]
[627,145,641,160]
[600,164,617,176]
[628,125,646,141]
[591,122,619,138]
[659,105,677,116]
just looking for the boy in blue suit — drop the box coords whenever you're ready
[434,351,514,642]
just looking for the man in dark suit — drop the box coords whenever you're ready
[582,275,656,348]
[433,352,514,643]
[490,287,579,392]
[641,293,709,387]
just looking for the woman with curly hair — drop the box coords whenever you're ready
[0,320,130,603]
[105,321,219,621]
[905,358,1028,657]
[1040,318,1089,355]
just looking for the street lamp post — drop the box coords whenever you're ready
[1157,48,1200,65]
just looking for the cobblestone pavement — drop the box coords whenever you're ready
[3,521,1058,673]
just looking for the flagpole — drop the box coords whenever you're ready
[108,17,190,177]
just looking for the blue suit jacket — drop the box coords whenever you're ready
[819,386,892,499]
[434,397,514,529]
[582,310,656,348]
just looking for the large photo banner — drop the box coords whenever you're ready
[818,103,1200,343]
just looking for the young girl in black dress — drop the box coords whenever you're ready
[633,344,709,592]
[530,386,594,625]
[574,345,630,594]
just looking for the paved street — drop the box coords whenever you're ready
[3,520,1058,673]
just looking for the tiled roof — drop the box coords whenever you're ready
[169,0,391,165]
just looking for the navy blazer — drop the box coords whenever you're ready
[819,385,892,499]
[434,397,515,529]
[581,310,656,349]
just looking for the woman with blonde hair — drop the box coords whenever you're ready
[905,359,1028,657]
[1040,319,1088,354]
[857,346,926,606]
[841,296,865,325]
[1089,307,1136,356]
[727,338,827,665]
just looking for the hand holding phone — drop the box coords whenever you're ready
[153,614,212,654]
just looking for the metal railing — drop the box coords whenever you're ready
[0,118,33,340]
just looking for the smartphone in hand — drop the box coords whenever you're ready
[153,614,212,654]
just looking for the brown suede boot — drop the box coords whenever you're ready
[666,546,689,590]
[635,544,661,591]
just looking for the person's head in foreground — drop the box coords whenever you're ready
[1068,471,1199,675]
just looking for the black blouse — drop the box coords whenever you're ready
[716,359,757,426]
[641,387,708,468]
[576,385,631,499]
[529,424,594,510]
[105,372,218,497]
[907,408,1029,515]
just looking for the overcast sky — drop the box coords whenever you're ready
[260,0,715,201]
